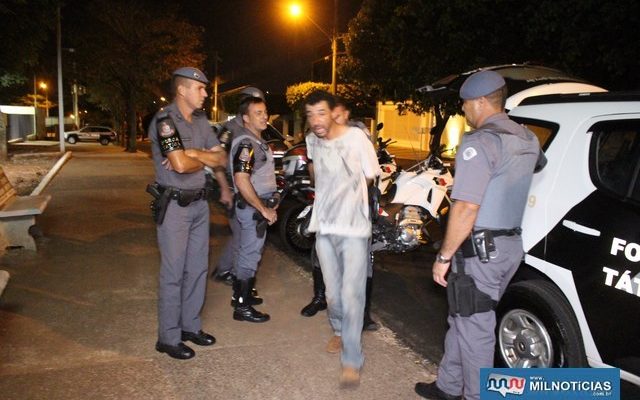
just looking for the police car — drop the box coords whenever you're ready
[495,92,640,388]
[64,125,117,145]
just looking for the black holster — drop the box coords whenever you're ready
[446,251,497,317]
[146,183,171,225]
[253,195,279,239]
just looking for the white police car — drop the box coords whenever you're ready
[495,92,640,388]
[64,125,117,145]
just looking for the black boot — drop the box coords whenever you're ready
[230,276,263,306]
[300,267,327,317]
[233,279,270,323]
[363,276,379,331]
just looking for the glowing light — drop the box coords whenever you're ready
[288,3,302,18]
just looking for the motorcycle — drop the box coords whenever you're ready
[371,152,453,253]
[376,135,398,195]
[277,124,402,254]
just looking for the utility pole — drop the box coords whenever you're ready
[33,74,37,137]
[72,82,79,127]
[56,4,65,153]
[212,51,220,121]
[330,0,338,94]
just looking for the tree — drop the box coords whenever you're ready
[343,0,640,103]
[66,0,206,152]
[285,82,375,117]
[0,0,57,90]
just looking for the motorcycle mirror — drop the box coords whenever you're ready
[376,122,384,131]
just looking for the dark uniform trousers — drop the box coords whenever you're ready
[233,203,268,281]
[437,235,523,400]
[157,198,210,345]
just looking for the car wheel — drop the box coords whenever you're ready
[67,135,77,144]
[279,201,314,254]
[495,279,587,368]
[99,137,110,145]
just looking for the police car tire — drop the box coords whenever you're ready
[99,137,110,145]
[278,201,315,254]
[67,135,77,144]
[495,279,587,368]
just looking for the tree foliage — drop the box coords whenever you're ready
[285,81,376,118]
[342,0,640,111]
[0,0,57,88]
[66,0,206,151]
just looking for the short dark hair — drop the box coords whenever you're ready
[485,85,508,109]
[304,90,336,109]
[172,76,192,96]
[334,96,350,111]
[238,96,265,117]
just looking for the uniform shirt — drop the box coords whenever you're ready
[149,102,219,190]
[228,128,276,197]
[307,126,380,237]
[451,112,541,229]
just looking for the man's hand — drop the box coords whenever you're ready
[162,158,174,171]
[219,186,233,209]
[432,259,451,287]
[185,148,227,168]
[261,207,277,225]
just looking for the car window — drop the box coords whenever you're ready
[590,119,640,201]
[510,116,558,150]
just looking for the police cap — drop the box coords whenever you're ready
[459,70,506,100]
[172,67,209,84]
[239,86,265,102]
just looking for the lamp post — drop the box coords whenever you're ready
[288,1,339,94]
[39,82,49,118]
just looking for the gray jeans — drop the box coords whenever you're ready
[315,234,368,369]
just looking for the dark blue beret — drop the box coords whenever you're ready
[172,67,209,84]
[460,70,506,100]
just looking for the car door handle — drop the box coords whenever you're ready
[562,219,601,237]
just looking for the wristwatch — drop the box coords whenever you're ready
[436,253,451,264]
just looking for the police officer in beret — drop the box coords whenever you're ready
[415,70,546,399]
[227,95,277,323]
[149,67,231,360]
[211,86,267,287]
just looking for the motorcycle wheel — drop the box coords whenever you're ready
[279,201,315,254]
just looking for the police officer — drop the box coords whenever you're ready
[149,67,230,360]
[211,87,267,288]
[228,95,277,323]
[414,70,546,399]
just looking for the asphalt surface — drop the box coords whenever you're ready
[0,142,435,400]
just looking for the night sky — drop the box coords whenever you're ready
[180,0,363,94]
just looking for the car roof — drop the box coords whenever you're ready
[417,64,602,103]
[517,90,640,106]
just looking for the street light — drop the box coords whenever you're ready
[39,81,49,118]
[288,1,339,94]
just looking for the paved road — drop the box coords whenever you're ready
[0,143,434,399]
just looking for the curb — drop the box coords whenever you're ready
[0,269,9,298]
[30,151,73,196]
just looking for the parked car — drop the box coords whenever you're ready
[64,126,117,145]
[420,63,607,110]
[495,92,640,389]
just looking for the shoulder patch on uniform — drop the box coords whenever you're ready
[159,120,175,138]
[462,146,478,161]
[239,147,251,162]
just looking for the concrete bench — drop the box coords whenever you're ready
[0,166,51,250]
